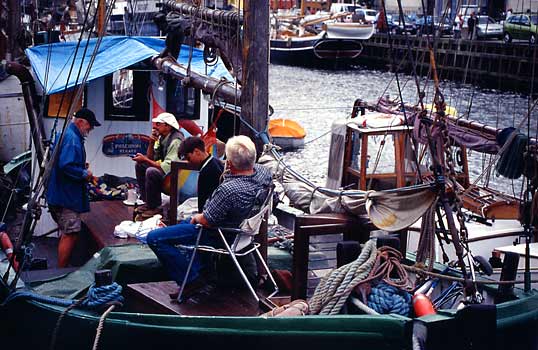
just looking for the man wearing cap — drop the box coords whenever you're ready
[133,112,184,218]
[47,108,100,268]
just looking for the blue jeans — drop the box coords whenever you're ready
[147,219,217,286]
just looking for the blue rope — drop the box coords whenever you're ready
[2,282,124,309]
[82,283,124,308]
[367,282,412,316]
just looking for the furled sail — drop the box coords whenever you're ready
[260,151,436,231]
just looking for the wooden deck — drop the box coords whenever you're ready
[81,200,140,249]
[125,279,266,316]
[81,200,268,316]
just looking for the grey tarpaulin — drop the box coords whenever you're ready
[260,151,436,230]
[365,186,437,232]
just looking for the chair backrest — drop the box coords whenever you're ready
[229,183,274,252]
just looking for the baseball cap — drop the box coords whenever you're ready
[75,108,101,127]
[152,112,179,130]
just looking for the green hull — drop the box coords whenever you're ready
[2,289,538,349]
[2,246,538,349]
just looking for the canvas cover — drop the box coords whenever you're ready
[26,36,234,95]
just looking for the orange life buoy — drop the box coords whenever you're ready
[0,231,19,271]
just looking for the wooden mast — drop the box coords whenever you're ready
[97,0,106,35]
[240,0,269,153]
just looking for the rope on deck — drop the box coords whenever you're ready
[309,239,378,315]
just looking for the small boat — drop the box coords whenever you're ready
[268,118,306,150]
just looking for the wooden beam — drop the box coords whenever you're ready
[240,0,269,153]
[163,1,243,27]
[153,57,241,106]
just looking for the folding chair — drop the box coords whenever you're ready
[177,184,279,302]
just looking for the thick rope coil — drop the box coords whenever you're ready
[309,239,378,315]
[367,282,411,316]
[82,283,124,309]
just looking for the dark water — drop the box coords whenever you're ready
[268,63,537,196]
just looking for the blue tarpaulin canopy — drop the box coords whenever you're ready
[26,36,234,95]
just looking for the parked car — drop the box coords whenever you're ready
[387,14,417,34]
[474,16,504,39]
[503,13,538,44]
[416,16,452,36]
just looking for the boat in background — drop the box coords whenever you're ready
[268,118,306,150]
[270,11,374,65]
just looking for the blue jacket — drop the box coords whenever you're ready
[46,123,90,213]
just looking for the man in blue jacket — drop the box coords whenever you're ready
[47,108,100,267]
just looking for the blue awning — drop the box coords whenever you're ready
[26,36,234,95]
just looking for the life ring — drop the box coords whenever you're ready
[0,231,19,271]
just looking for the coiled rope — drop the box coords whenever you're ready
[367,282,411,316]
[309,239,378,315]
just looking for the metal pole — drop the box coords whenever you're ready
[5,62,46,166]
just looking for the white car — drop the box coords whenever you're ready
[463,15,503,39]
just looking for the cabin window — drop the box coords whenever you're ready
[104,69,150,121]
[44,87,86,118]
[166,77,200,120]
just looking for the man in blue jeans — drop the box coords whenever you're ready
[147,135,272,297]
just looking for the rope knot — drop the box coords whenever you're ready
[367,282,411,316]
[82,282,124,309]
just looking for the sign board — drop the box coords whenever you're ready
[102,133,151,157]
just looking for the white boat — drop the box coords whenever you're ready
[325,22,375,40]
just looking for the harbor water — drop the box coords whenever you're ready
[269,63,538,197]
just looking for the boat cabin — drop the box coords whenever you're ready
[328,119,469,191]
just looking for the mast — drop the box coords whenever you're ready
[240,0,269,150]
[161,0,269,148]
[97,0,106,35]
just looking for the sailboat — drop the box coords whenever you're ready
[2,1,538,350]
[270,9,374,64]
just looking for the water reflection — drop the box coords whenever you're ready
[269,63,537,196]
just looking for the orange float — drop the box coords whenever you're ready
[0,231,19,271]
[413,293,436,317]
[268,119,306,150]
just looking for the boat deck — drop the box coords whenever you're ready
[81,200,140,249]
[126,280,269,316]
[82,200,271,316]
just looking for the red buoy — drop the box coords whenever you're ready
[413,293,436,317]
[0,231,19,271]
